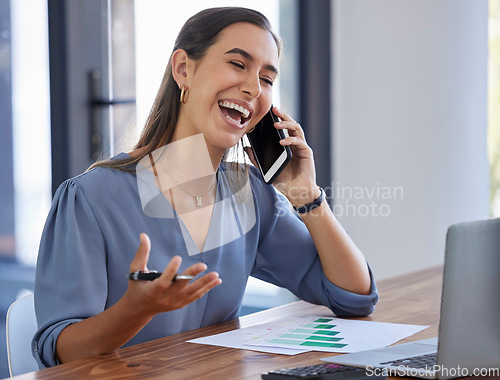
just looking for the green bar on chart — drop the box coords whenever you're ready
[314,318,333,323]
[291,328,340,336]
[303,324,336,329]
[300,341,347,348]
[280,333,343,342]
[268,338,347,349]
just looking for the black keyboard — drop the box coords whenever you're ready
[262,363,385,379]
[380,352,437,369]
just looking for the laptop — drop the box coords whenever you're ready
[322,218,500,379]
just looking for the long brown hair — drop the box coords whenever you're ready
[89,7,281,173]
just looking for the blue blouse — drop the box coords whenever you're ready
[32,153,378,368]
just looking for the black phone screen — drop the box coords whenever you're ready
[247,109,287,175]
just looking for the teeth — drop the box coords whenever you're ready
[219,100,250,119]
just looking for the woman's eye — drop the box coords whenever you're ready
[261,78,274,86]
[230,61,244,69]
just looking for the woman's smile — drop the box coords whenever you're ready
[218,99,254,130]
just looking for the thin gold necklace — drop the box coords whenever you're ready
[149,153,217,207]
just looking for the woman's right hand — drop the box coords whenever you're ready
[56,233,221,364]
[122,233,222,318]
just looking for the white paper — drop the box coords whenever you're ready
[242,315,428,353]
[187,319,311,355]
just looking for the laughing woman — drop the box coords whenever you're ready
[32,7,378,368]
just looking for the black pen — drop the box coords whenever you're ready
[127,271,194,282]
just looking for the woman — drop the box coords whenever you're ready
[33,7,378,368]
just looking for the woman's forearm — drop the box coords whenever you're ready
[299,201,371,295]
[55,296,152,364]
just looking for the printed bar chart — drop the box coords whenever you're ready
[242,315,428,353]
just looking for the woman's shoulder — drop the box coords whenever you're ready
[57,153,137,199]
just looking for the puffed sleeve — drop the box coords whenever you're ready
[32,179,107,368]
[250,170,378,317]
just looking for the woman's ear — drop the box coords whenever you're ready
[172,49,189,86]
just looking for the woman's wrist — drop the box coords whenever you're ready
[120,289,157,322]
[288,186,323,209]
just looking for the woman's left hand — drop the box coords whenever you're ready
[271,107,319,205]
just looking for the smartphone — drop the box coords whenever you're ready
[246,106,292,184]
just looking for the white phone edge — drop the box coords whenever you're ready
[262,149,289,183]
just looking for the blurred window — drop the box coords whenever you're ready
[489,0,500,216]
[0,0,51,266]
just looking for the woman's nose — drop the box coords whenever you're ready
[241,74,262,98]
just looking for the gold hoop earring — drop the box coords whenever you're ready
[180,86,189,104]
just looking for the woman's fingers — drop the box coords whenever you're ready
[181,262,208,277]
[272,106,294,122]
[279,135,314,160]
[154,271,221,311]
[181,272,222,304]
[157,255,183,283]
[272,107,305,139]
[129,233,151,272]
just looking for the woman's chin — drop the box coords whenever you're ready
[211,132,244,151]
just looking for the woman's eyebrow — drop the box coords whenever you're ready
[225,48,278,75]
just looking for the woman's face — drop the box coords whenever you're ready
[176,22,279,154]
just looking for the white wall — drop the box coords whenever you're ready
[332,0,490,280]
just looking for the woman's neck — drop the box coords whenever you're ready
[153,133,219,188]
[169,129,223,172]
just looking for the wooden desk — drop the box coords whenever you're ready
[11,266,443,380]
